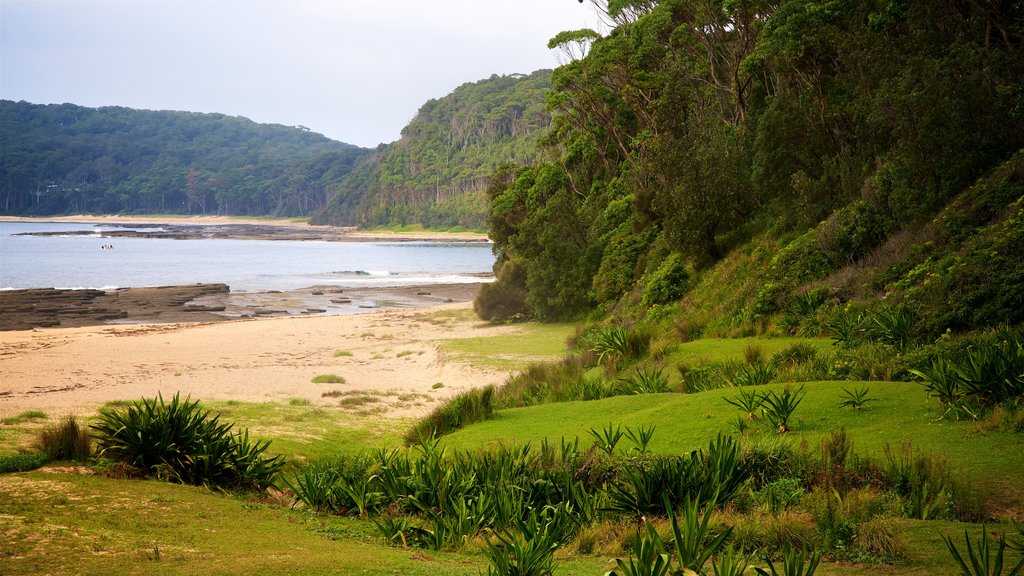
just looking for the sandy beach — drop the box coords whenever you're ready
[0,301,516,420]
[2,215,503,420]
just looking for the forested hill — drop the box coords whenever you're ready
[478,1,1024,337]
[311,70,552,229]
[0,100,371,216]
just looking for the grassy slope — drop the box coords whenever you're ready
[2,327,1022,574]
[442,381,1024,509]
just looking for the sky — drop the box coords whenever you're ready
[0,0,602,148]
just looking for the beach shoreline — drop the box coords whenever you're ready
[0,300,513,424]
[0,215,490,242]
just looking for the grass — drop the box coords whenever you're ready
[443,322,575,370]
[0,470,490,576]
[440,381,1024,511]
[1,410,48,425]
[333,350,354,357]
[670,337,833,364]
[1,328,1021,574]
[311,374,346,384]
[201,401,407,462]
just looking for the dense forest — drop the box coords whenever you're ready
[312,70,553,228]
[0,101,371,216]
[478,0,1024,338]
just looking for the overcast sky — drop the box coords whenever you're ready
[1,1,602,148]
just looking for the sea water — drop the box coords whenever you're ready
[0,222,495,292]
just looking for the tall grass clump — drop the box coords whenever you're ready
[498,359,585,407]
[404,385,495,443]
[91,393,284,490]
[35,415,93,461]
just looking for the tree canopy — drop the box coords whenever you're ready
[312,70,553,229]
[483,0,1024,325]
[0,101,371,216]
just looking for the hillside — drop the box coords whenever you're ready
[479,1,1024,335]
[311,70,552,229]
[0,101,371,217]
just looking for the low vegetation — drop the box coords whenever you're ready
[91,393,284,490]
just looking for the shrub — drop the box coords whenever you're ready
[91,393,284,490]
[838,387,874,410]
[770,343,819,367]
[499,359,585,407]
[0,452,49,473]
[616,366,670,395]
[475,258,530,322]
[854,516,908,561]
[312,374,346,384]
[745,343,765,365]
[35,415,92,461]
[404,385,495,443]
[642,253,689,307]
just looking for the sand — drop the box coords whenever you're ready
[0,301,517,420]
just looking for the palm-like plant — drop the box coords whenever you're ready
[762,385,806,433]
[667,492,732,574]
[754,547,821,576]
[945,526,1024,576]
[724,388,765,421]
[837,387,874,410]
[607,521,671,576]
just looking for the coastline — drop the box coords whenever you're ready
[0,300,514,422]
[0,215,490,242]
[0,282,485,331]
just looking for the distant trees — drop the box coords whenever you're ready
[312,71,554,230]
[0,101,371,217]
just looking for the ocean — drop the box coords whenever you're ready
[0,221,495,292]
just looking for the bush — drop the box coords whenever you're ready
[92,393,284,490]
[641,253,689,307]
[475,258,530,322]
[404,385,495,443]
[0,452,49,473]
[35,415,92,461]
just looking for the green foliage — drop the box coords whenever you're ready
[616,366,670,395]
[837,387,874,410]
[945,527,1024,576]
[403,386,495,443]
[641,253,688,307]
[911,334,1024,419]
[753,547,821,576]
[0,100,369,217]
[724,388,765,422]
[318,71,553,230]
[761,385,806,433]
[312,374,346,384]
[608,521,671,576]
[35,415,92,461]
[668,493,733,574]
[474,258,530,322]
[589,422,625,455]
[91,393,284,490]
[0,452,49,473]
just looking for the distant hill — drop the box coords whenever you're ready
[0,101,371,216]
[312,70,552,229]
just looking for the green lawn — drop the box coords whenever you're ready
[443,381,1024,510]
[443,322,576,370]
